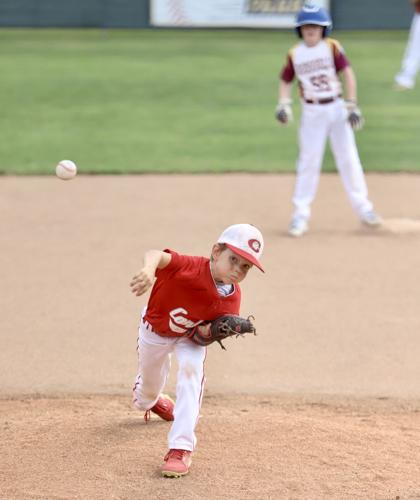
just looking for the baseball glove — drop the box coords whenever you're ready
[189,315,256,350]
[345,100,364,131]
[275,98,293,125]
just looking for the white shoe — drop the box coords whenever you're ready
[394,75,415,90]
[394,83,413,91]
[360,211,383,227]
[288,217,308,237]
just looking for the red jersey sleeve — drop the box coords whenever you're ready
[155,249,200,278]
[328,38,350,73]
[281,52,295,83]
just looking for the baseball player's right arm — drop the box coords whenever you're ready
[276,80,293,124]
[130,250,172,296]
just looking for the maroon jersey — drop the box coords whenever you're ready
[144,250,241,337]
[281,38,349,83]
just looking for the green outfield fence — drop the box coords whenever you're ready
[0,0,413,30]
[0,0,150,28]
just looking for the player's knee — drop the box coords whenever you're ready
[133,382,160,403]
[179,360,203,381]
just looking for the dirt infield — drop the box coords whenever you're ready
[1,174,420,498]
[2,395,420,499]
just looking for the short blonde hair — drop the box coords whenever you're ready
[210,243,227,262]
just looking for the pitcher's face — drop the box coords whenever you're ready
[211,246,253,284]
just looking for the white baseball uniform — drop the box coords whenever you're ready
[132,249,241,452]
[281,38,374,222]
[395,4,420,89]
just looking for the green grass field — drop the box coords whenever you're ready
[0,28,419,174]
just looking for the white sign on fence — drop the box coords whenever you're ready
[151,0,330,28]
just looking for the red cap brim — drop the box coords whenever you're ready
[225,243,265,272]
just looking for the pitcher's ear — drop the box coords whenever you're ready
[211,243,225,261]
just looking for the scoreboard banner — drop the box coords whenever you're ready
[151,0,330,28]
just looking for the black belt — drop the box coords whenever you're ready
[304,96,340,105]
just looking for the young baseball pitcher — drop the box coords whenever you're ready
[395,0,420,90]
[130,223,264,477]
[275,3,382,237]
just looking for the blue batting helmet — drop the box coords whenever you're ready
[295,4,332,38]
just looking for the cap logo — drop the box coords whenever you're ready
[248,239,261,253]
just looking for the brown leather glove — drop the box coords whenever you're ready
[189,315,256,350]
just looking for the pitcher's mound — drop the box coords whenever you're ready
[2,394,420,499]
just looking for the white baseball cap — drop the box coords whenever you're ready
[217,223,264,272]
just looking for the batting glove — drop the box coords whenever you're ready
[275,98,293,125]
[345,100,364,131]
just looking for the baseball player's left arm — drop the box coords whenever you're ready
[341,65,357,102]
[341,66,364,130]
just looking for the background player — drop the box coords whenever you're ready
[130,223,264,478]
[395,0,420,90]
[275,3,382,237]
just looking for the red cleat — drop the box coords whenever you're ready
[161,449,192,478]
[144,394,175,422]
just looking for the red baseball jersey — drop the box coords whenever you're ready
[144,250,241,337]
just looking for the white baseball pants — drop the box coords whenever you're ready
[132,315,206,452]
[292,99,373,221]
[395,13,420,89]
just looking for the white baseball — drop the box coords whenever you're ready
[56,160,77,180]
